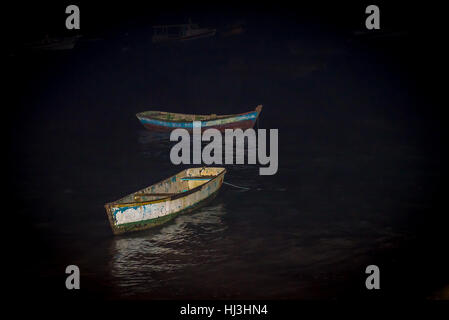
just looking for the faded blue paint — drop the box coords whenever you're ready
[138,112,258,128]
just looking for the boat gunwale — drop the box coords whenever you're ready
[136,106,262,124]
[104,167,226,209]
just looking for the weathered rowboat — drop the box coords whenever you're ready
[104,167,226,235]
[152,19,216,43]
[136,105,262,132]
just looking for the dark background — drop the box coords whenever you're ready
[5,0,447,304]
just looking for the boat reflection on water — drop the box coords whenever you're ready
[109,203,227,294]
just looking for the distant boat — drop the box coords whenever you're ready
[104,167,226,235]
[152,19,216,43]
[27,35,82,51]
[137,105,263,132]
[352,29,408,39]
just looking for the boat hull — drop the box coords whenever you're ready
[141,118,257,132]
[137,107,261,132]
[105,168,225,235]
[106,187,221,235]
[153,30,216,43]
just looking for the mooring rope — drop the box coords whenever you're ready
[223,181,251,190]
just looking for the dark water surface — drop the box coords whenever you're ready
[7,14,447,300]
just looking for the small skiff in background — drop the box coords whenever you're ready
[152,19,216,43]
[104,167,226,235]
[136,105,262,132]
[26,35,82,51]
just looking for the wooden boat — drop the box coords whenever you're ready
[152,19,216,43]
[104,167,226,235]
[136,105,262,132]
[27,35,82,51]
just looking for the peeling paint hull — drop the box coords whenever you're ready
[104,167,226,235]
[142,119,257,132]
[136,105,262,132]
